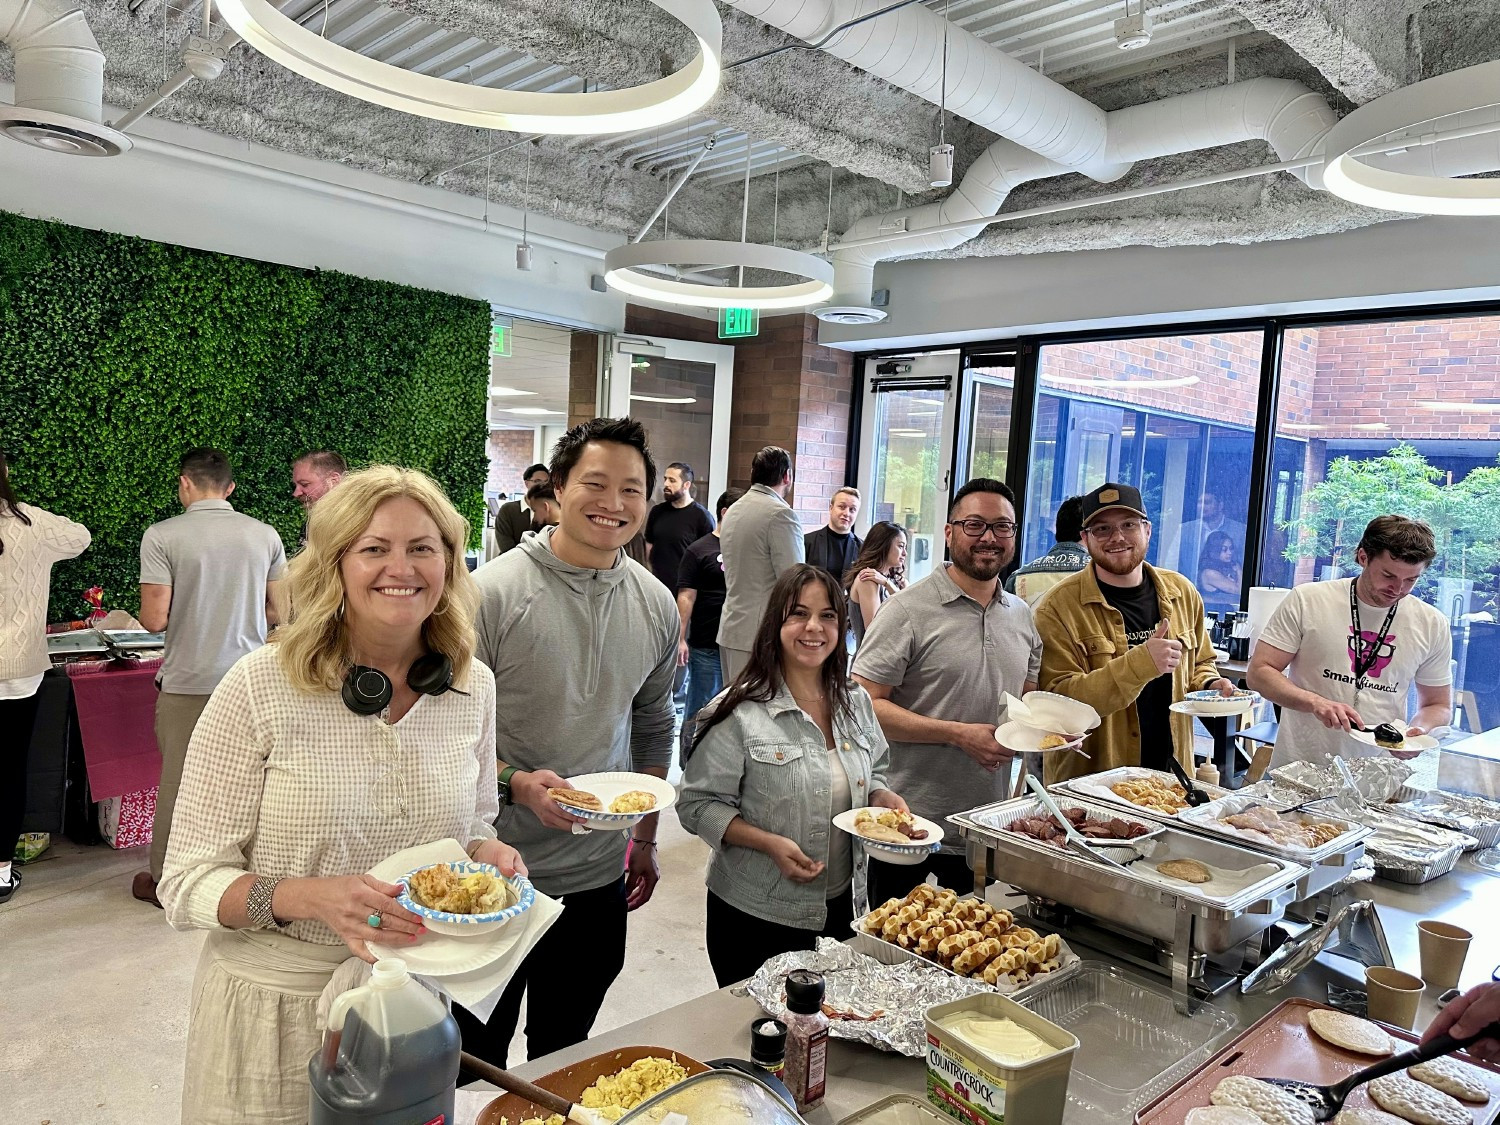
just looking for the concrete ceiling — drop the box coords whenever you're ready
[2,0,1494,266]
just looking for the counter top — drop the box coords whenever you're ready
[459,862,1496,1124]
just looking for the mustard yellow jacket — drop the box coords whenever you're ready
[1034,563,1222,785]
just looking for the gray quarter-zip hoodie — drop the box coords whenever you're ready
[473,526,678,895]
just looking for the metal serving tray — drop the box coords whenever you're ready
[1055,767,1230,822]
[951,798,1308,955]
[99,629,165,651]
[1176,793,1370,869]
[963,794,1168,845]
[45,629,109,656]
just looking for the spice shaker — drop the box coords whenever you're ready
[782,970,829,1112]
[750,1017,787,1082]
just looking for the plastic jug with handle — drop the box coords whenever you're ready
[309,958,460,1125]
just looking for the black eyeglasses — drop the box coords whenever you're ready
[949,518,1018,539]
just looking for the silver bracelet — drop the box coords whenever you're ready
[246,876,285,931]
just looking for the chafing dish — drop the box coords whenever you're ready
[951,796,1310,1013]
[1174,794,1370,899]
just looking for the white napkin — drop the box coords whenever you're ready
[368,839,563,1022]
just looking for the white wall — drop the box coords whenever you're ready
[818,214,1500,351]
[0,83,627,333]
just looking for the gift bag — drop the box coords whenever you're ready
[13,832,50,863]
[99,786,158,849]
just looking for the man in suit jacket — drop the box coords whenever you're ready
[494,463,550,554]
[716,446,804,684]
[804,487,863,583]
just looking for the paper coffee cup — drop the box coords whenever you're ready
[1417,920,1472,990]
[1366,965,1425,1030]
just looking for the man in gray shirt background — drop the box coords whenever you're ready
[467,417,677,1069]
[853,478,1041,904]
[135,447,285,907]
[716,446,804,684]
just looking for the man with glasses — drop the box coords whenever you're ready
[853,479,1042,904]
[1034,482,1234,786]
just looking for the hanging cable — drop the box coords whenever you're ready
[772,165,780,248]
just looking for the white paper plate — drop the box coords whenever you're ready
[995,720,1085,754]
[1003,690,1100,735]
[367,911,527,976]
[555,771,677,832]
[1169,699,1256,718]
[1349,729,1439,753]
[832,807,946,862]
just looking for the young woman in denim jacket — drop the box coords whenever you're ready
[679,563,911,986]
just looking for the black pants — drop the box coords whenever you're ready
[1,693,43,864]
[705,886,855,989]
[455,876,628,1072]
[868,852,977,908]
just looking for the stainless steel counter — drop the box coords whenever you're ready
[462,862,1497,1124]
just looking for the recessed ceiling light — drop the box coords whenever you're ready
[630,394,697,404]
[490,386,537,397]
[505,407,565,415]
[913,399,945,406]
[908,410,939,417]
[1419,400,1500,413]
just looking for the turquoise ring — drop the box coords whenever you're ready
[366,912,383,928]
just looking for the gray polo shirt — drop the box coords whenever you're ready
[140,499,286,695]
[851,564,1042,852]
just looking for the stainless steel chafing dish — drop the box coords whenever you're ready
[951,795,1310,1012]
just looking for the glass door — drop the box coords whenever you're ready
[606,336,734,506]
[856,352,960,583]
[955,350,1020,488]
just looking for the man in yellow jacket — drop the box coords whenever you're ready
[1035,483,1236,785]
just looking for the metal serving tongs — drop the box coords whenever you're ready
[1258,1020,1500,1120]
[1024,775,1138,871]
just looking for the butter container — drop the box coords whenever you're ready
[923,992,1078,1125]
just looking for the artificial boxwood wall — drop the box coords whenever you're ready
[0,210,490,621]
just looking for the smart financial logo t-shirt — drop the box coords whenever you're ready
[1258,578,1452,764]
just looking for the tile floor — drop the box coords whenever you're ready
[3,809,716,1125]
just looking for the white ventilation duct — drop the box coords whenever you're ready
[0,0,129,155]
[724,0,1126,179]
[821,78,1337,320]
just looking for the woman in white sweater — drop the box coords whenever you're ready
[0,452,91,904]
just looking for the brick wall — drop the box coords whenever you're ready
[568,331,600,427]
[623,306,855,531]
[487,428,536,497]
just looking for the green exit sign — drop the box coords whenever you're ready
[490,323,511,357]
[718,307,759,339]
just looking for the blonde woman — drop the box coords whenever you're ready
[159,466,524,1125]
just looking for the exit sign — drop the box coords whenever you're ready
[718,307,759,339]
[490,314,512,357]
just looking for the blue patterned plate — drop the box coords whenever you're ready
[396,861,534,936]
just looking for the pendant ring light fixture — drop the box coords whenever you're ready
[211,0,722,134]
[1321,61,1500,216]
[604,239,834,310]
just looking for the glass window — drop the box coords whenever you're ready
[1023,331,1266,616]
[628,355,719,504]
[1262,314,1500,734]
[868,384,948,583]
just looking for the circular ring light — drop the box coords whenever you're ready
[604,239,835,310]
[1322,61,1500,216]
[212,0,721,134]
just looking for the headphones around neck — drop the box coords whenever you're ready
[341,652,454,716]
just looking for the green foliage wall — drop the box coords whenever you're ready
[0,211,490,621]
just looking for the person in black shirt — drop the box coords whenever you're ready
[645,462,715,590]
[804,487,863,581]
[675,488,743,765]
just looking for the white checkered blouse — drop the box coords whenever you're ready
[159,643,499,945]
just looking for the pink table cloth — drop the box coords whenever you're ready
[64,659,162,800]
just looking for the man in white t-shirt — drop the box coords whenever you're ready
[1248,515,1452,764]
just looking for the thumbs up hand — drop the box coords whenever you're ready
[1145,616,1183,676]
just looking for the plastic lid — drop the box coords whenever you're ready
[751,1018,787,1063]
[784,970,825,1014]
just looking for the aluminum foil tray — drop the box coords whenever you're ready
[1388,792,1500,850]
[746,938,993,1058]
[1055,767,1229,822]
[1177,793,1370,864]
[966,794,1167,845]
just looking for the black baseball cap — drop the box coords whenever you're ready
[1081,482,1148,527]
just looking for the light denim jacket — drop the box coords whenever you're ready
[677,682,892,930]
